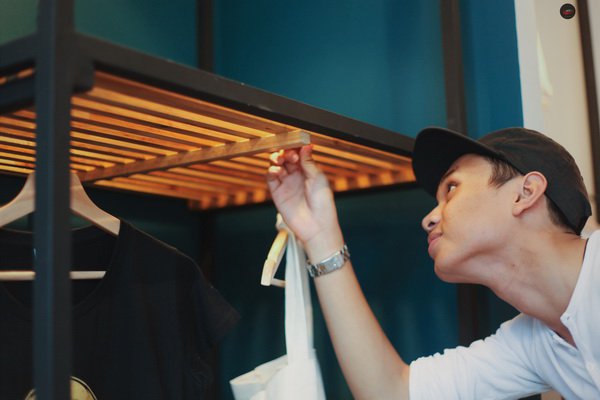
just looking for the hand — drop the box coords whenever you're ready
[266,145,344,261]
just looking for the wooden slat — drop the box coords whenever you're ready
[93,177,206,200]
[310,133,411,166]
[0,115,36,129]
[150,170,235,192]
[0,69,415,208]
[184,162,265,182]
[209,159,266,175]
[79,130,311,182]
[2,113,168,159]
[0,144,35,156]
[71,105,225,147]
[95,72,294,136]
[314,144,407,170]
[0,68,34,86]
[0,165,33,175]
[0,158,34,169]
[71,122,185,153]
[0,151,35,163]
[169,166,264,189]
[71,110,208,149]
[72,97,240,144]
[69,156,113,168]
[136,172,230,193]
[152,168,263,194]
[87,86,275,140]
[71,130,174,156]
[68,142,140,163]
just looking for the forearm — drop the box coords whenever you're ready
[306,236,410,399]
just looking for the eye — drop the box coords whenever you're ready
[447,182,457,194]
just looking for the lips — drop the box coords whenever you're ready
[427,232,442,256]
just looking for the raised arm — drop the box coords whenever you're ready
[266,145,410,400]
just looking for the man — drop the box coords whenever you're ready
[266,126,599,399]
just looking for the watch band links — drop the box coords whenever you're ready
[306,244,350,278]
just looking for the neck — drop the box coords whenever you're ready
[485,231,587,344]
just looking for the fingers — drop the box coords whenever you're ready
[267,145,320,186]
[266,163,287,188]
[298,145,320,179]
[269,148,299,166]
[269,148,302,175]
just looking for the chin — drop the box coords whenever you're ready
[433,262,463,283]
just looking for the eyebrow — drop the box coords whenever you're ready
[439,166,458,186]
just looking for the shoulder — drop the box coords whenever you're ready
[409,314,550,400]
[119,221,201,282]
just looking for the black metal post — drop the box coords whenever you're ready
[440,0,482,346]
[440,0,468,134]
[577,0,600,225]
[34,0,75,398]
[197,0,214,71]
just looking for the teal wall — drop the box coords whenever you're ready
[75,0,197,66]
[460,0,524,138]
[0,0,197,66]
[214,0,447,136]
[0,0,36,45]
[212,1,457,398]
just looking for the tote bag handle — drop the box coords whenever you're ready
[278,216,313,363]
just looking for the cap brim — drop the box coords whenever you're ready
[412,127,501,196]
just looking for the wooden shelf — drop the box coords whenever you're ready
[0,34,415,210]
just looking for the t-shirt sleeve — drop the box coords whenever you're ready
[188,263,240,350]
[409,314,551,400]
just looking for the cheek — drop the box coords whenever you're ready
[442,195,505,246]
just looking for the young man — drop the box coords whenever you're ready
[266,126,599,399]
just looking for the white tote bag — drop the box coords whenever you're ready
[229,223,326,400]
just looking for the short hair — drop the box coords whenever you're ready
[482,155,575,233]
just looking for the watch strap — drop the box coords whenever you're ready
[307,244,350,278]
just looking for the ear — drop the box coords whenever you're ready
[512,171,548,217]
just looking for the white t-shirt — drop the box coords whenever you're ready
[409,231,600,400]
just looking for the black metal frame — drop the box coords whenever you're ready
[1,34,415,158]
[33,1,75,398]
[439,0,485,347]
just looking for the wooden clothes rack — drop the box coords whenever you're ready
[0,67,415,209]
[0,1,416,398]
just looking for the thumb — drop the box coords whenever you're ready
[299,145,320,179]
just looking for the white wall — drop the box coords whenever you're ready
[515,0,599,235]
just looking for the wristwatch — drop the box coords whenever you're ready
[306,244,350,278]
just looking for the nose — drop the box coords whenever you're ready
[421,205,441,233]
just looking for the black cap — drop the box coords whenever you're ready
[412,127,592,234]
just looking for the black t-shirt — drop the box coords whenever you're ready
[0,221,239,399]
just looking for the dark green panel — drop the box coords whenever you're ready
[0,0,37,45]
[214,0,446,136]
[75,0,198,66]
[0,0,197,67]
[460,0,524,138]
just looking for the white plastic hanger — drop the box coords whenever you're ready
[0,172,120,281]
[260,214,288,288]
